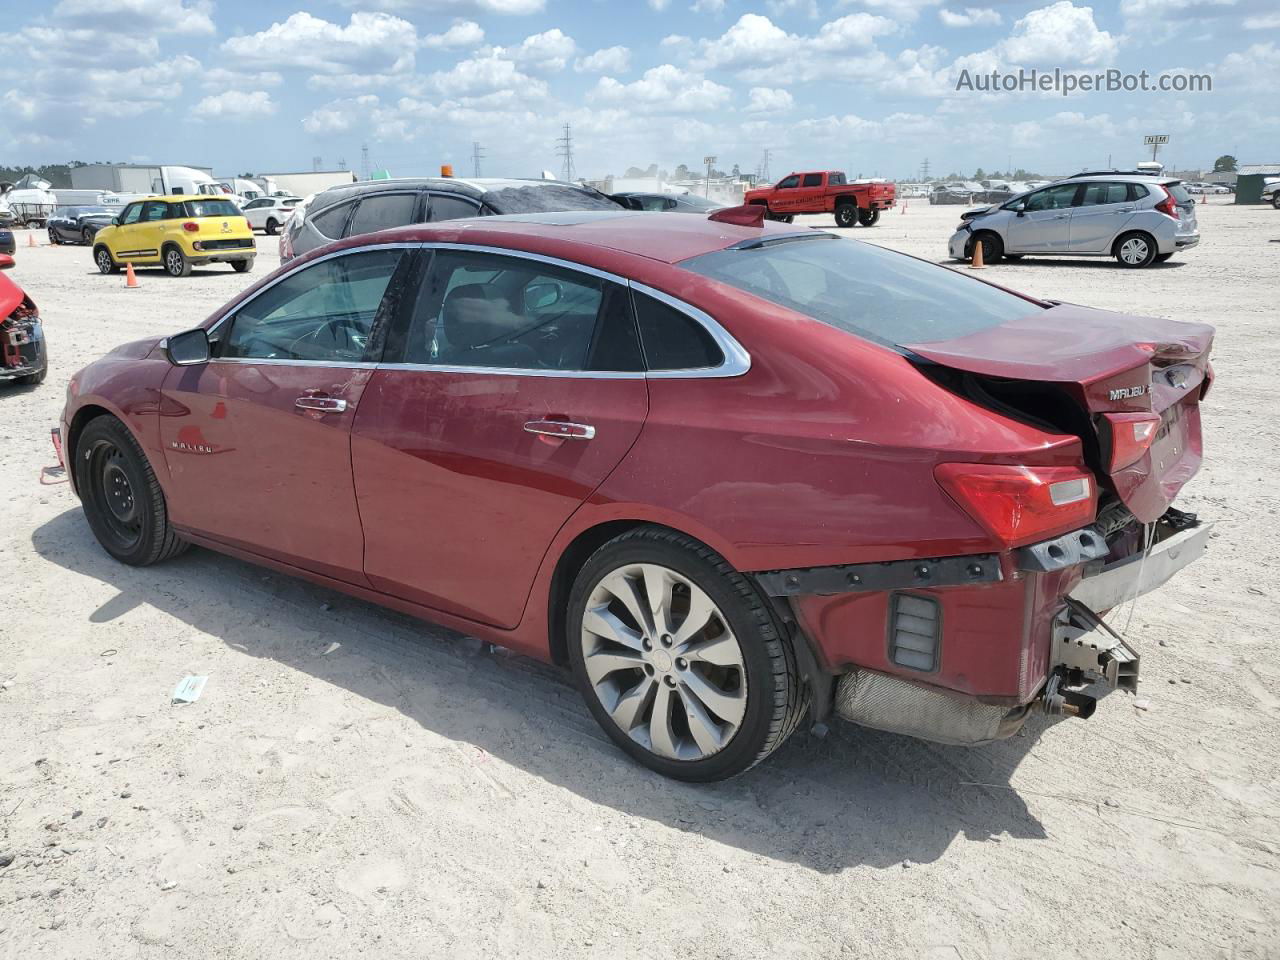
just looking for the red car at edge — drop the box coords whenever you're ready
[58,208,1214,781]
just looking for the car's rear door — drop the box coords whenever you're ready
[159,245,414,584]
[1068,181,1131,252]
[351,246,649,629]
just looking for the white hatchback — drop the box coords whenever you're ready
[241,197,301,236]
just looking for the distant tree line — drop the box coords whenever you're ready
[0,161,112,188]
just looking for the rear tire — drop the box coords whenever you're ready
[231,258,253,273]
[81,227,94,245]
[1272,193,1280,210]
[1114,231,1156,268]
[94,246,118,275]
[74,416,189,566]
[163,245,192,278]
[834,202,857,228]
[567,526,807,782]
[857,208,880,227]
[48,228,59,245]
[265,218,279,236]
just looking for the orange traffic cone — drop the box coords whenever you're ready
[27,232,36,248]
[1199,194,1206,205]
[125,262,138,288]
[969,237,986,269]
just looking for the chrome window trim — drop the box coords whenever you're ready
[203,240,751,380]
[208,358,379,369]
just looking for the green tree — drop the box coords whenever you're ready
[1213,154,1237,172]
[973,167,986,179]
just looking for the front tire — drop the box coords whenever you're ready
[1272,193,1280,210]
[1115,231,1156,268]
[94,246,118,274]
[163,245,192,278]
[967,231,1004,264]
[857,208,880,227]
[231,258,254,274]
[48,228,59,245]
[16,360,47,386]
[567,527,807,782]
[834,202,857,228]
[74,416,189,566]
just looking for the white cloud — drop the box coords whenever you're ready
[426,54,547,97]
[648,0,672,8]
[17,26,159,63]
[692,0,727,12]
[423,20,485,49]
[746,86,794,113]
[661,34,692,47]
[1243,13,1280,29]
[574,46,631,73]
[506,28,576,71]
[591,64,732,113]
[1217,42,1280,91]
[201,69,283,91]
[303,95,381,134]
[52,0,214,35]
[938,7,1002,27]
[998,2,1118,66]
[339,0,542,12]
[222,13,419,75]
[839,0,942,22]
[696,13,898,73]
[766,0,820,17]
[194,90,277,119]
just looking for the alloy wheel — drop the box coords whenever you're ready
[165,249,184,276]
[579,562,747,761]
[96,249,113,273]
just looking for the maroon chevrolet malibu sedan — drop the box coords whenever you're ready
[58,208,1214,781]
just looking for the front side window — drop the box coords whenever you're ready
[777,175,800,189]
[802,173,823,187]
[119,203,143,225]
[682,234,1041,349]
[1023,183,1081,211]
[221,249,403,362]
[397,250,641,372]
[347,193,418,237]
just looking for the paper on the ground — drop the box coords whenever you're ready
[172,675,208,704]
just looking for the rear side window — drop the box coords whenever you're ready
[426,194,482,222]
[802,173,823,187]
[829,172,846,185]
[187,199,240,218]
[1128,183,1149,201]
[682,235,1041,349]
[348,193,417,238]
[632,292,723,370]
[311,200,355,239]
[1081,182,1128,205]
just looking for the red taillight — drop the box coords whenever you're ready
[935,463,1097,548]
[182,221,199,233]
[1154,187,1179,220]
[1102,411,1161,471]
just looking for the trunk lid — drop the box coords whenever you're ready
[906,303,1214,523]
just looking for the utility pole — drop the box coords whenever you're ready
[312,155,322,173]
[703,155,716,198]
[555,124,575,182]
[338,158,347,171]
[360,143,370,181]
[920,157,930,181]
[759,148,772,183]
[471,141,485,178]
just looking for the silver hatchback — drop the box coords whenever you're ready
[948,175,1199,267]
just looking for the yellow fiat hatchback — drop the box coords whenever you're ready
[93,196,255,277]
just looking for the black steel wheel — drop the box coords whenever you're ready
[75,416,189,566]
[857,208,880,227]
[834,203,857,228]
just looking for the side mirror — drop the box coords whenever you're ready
[166,328,210,366]
[524,280,563,312]
[111,217,119,225]
[0,254,13,271]
[1012,201,1027,216]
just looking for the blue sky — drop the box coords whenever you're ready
[3,0,1276,180]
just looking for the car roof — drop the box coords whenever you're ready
[342,210,814,265]
[1060,173,1179,184]
[124,195,236,203]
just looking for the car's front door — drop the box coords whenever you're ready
[158,246,413,584]
[351,247,650,629]
[1005,182,1081,253]
[771,175,801,213]
[1068,181,1133,252]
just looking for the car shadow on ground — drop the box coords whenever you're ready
[938,257,1190,270]
[33,507,1056,873]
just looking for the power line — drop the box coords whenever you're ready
[555,124,575,182]
[360,143,370,181]
[472,141,485,178]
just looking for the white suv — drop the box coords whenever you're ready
[241,196,301,236]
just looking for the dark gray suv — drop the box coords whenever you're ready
[280,177,623,261]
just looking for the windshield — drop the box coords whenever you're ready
[682,235,1043,349]
[484,184,621,214]
[187,199,242,218]
[675,194,721,211]
[1165,182,1192,204]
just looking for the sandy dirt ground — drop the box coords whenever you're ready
[1,200,1277,959]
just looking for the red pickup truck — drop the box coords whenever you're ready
[744,171,896,227]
